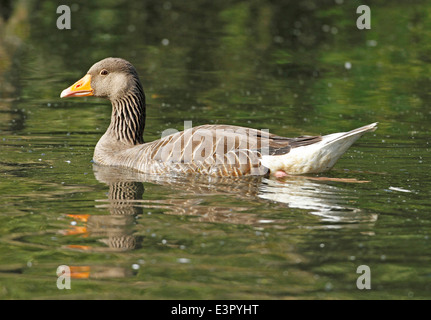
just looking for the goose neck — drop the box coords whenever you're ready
[108,90,146,145]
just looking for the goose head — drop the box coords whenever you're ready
[60,58,146,146]
[60,57,143,101]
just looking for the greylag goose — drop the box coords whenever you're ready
[60,57,377,177]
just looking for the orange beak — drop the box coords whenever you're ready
[60,74,93,98]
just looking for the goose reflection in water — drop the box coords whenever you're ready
[258,177,378,224]
[66,165,377,251]
[65,175,144,252]
[62,165,377,279]
[92,164,378,226]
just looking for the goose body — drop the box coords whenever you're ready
[60,58,377,177]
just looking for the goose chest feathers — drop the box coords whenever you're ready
[60,57,377,177]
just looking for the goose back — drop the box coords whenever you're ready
[94,124,322,176]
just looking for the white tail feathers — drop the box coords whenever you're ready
[261,122,378,175]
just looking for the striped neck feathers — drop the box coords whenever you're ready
[108,84,146,145]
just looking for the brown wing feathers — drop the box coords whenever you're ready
[130,125,322,176]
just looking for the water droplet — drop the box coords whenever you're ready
[367,40,378,47]
[177,258,191,264]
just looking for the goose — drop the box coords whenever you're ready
[60,57,377,177]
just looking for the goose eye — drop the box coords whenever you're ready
[100,69,109,76]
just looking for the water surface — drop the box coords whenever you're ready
[0,0,430,299]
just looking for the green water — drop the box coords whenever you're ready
[0,0,430,299]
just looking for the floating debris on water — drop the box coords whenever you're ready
[258,219,274,224]
[177,258,191,264]
[388,186,412,193]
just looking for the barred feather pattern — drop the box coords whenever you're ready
[109,81,146,145]
[95,121,322,177]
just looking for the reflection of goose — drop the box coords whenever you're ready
[258,178,377,223]
[93,165,377,224]
[93,180,143,250]
[61,176,144,280]
[93,165,265,225]
[60,57,377,177]
[68,265,133,280]
[65,177,144,252]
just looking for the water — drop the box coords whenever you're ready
[0,0,430,299]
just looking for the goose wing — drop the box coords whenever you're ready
[129,125,321,176]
